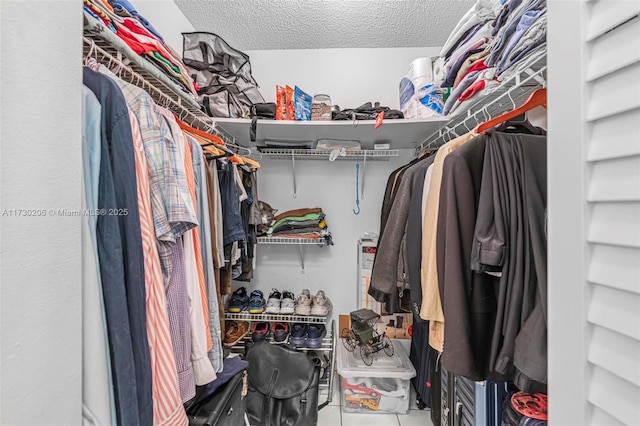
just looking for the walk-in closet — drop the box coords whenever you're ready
[1,1,639,425]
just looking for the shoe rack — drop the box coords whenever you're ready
[223,313,337,407]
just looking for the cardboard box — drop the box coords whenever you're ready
[357,239,382,313]
[339,314,351,337]
[357,239,412,340]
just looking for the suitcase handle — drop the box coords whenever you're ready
[455,402,463,426]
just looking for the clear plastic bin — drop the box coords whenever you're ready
[337,338,416,414]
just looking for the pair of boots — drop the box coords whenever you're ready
[386,316,404,329]
[385,316,405,338]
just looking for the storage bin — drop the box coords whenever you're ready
[337,339,416,414]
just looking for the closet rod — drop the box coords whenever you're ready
[82,36,217,135]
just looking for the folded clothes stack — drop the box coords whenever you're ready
[267,207,334,245]
[83,0,199,97]
[437,0,547,116]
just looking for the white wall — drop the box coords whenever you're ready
[246,47,441,110]
[0,1,83,424]
[134,0,196,53]
[246,151,413,325]
[231,47,442,323]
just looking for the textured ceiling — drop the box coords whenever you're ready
[174,0,476,50]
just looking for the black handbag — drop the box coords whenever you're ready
[250,102,276,142]
[245,341,320,426]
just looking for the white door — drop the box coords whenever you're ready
[548,1,640,425]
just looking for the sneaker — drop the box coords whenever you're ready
[294,289,312,315]
[264,289,282,314]
[227,287,249,313]
[248,290,266,314]
[251,321,270,342]
[310,290,332,316]
[280,291,295,314]
[289,323,308,347]
[272,322,290,343]
[306,324,327,349]
[223,320,250,347]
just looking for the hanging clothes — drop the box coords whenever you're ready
[471,127,548,391]
[369,154,435,314]
[128,107,189,425]
[187,135,224,373]
[169,112,217,386]
[81,84,116,426]
[420,131,478,352]
[90,63,195,424]
[166,236,196,403]
[434,124,547,390]
[406,155,436,319]
[204,163,226,333]
[83,67,153,426]
[97,63,199,414]
[435,133,503,381]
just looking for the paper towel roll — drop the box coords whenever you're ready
[406,57,433,83]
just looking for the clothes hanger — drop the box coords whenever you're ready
[242,157,260,170]
[183,127,227,157]
[475,88,547,134]
[174,116,257,168]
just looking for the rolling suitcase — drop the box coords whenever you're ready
[185,356,249,426]
[441,366,509,426]
[430,347,442,426]
[409,316,433,410]
[186,370,247,426]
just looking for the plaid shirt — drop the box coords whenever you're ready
[110,69,198,282]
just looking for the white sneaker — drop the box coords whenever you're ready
[294,289,312,315]
[310,290,332,316]
[280,291,296,314]
[264,288,282,314]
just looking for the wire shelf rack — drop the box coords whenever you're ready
[415,53,547,156]
[257,236,327,245]
[257,148,400,161]
[224,312,328,323]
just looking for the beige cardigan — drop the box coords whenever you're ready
[420,132,478,351]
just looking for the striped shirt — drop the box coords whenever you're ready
[128,108,188,426]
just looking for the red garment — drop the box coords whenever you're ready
[119,18,197,93]
[463,60,488,80]
[121,18,183,71]
[459,79,493,102]
[121,19,178,65]
[115,24,153,55]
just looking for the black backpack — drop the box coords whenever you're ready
[182,32,265,118]
[245,341,320,426]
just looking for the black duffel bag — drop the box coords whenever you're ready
[332,101,404,121]
[246,341,320,426]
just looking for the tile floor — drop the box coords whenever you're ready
[317,371,434,426]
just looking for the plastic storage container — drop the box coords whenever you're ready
[311,93,332,121]
[337,339,416,414]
